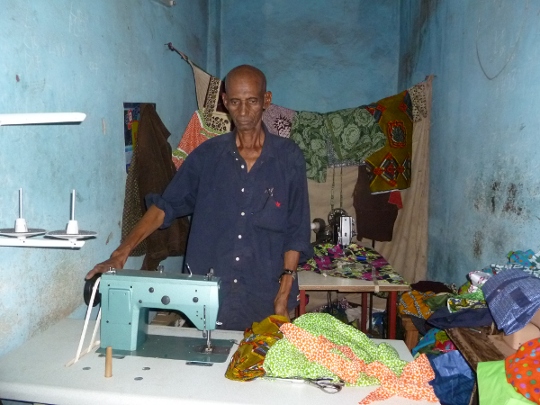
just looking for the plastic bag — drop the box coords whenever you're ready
[427,350,475,405]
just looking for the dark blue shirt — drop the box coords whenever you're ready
[146,127,313,330]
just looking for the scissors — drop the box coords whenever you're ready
[265,376,344,394]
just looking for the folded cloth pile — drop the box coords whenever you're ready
[263,313,438,403]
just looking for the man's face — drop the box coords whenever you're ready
[222,74,271,132]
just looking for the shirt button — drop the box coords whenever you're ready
[235,257,240,261]
[238,235,242,239]
[241,212,245,216]
[241,164,245,169]
[233,279,238,283]
[241,188,245,192]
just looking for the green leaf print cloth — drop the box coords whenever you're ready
[289,107,386,183]
[263,313,406,386]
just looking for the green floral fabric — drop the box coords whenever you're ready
[289,107,386,183]
[263,313,407,386]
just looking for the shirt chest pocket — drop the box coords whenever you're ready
[252,189,287,233]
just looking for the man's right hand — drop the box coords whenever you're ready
[85,254,126,280]
[85,205,166,280]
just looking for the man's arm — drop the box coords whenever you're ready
[85,205,166,279]
[273,250,300,320]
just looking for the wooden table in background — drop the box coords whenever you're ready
[297,270,410,339]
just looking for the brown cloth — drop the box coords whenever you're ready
[353,165,398,242]
[121,104,189,270]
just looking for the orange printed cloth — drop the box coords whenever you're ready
[279,322,366,384]
[263,313,405,387]
[172,110,226,170]
[359,354,438,404]
[273,314,438,404]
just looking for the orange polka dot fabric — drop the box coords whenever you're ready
[360,354,438,404]
[280,321,438,404]
[506,338,540,403]
[280,323,366,384]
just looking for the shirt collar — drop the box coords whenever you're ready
[225,123,277,159]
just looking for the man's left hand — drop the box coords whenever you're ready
[274,297,290,321]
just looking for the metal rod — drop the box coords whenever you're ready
[71,189,76,220]
[18,188,23,218]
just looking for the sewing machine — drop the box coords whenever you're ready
[311,208,355,246]
[98,268,233,363]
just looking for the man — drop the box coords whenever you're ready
[86,65,313,330]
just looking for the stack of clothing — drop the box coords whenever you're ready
[226,313,439,404]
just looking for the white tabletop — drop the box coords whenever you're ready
[0,318,437,405]
[298,270,411,292]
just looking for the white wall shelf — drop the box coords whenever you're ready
[0,237,85,249]
[0,112,86,126]
[2,121,95,249]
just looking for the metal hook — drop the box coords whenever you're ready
[185,262,193,277]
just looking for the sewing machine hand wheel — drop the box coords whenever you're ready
[83,274,101,307]
[328,208,348,225]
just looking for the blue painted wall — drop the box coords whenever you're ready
[219,0,400,112]
[3,0,538,364]
[0,0,208,358]
[399,0,540,285]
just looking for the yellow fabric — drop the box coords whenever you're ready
[365,90,413,192]
[398,290,437,319]
[225,315,288,381]
[367,76,433,284]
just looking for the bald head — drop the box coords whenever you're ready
[225,65,267,94]
[222,65,272,133]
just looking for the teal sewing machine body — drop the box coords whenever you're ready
[99,269,220,352]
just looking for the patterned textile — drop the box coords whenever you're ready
[408,81,429,123]
[482,268,540,335]
[506,338,540,403]
[433,331,457,353]
[289,107,386,183]
[298,243,408,285]
[262,104,295,138]
[225,315,288,381]
[411,328,456,356]
[184,55,231,133]
[398,290,437,319]
[263,313,437,404]
[172,110,226,170]
[364,90,414,192]
[278,321,367,384]
[447,290,487,313]
[359,354,438,404]
[177,53,431,193]
[263,313,406,386]
[468,270,493,290]
[507,249,540,277]
[186,52,294,137]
